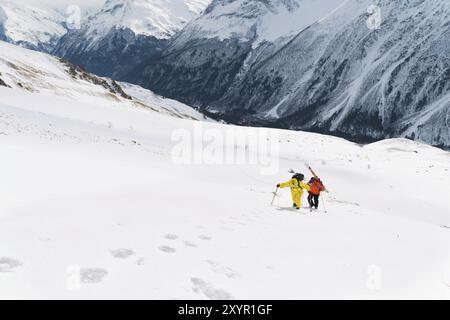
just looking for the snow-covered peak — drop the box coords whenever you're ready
[84,0,211,41]
[185,0,211,13]
[180,0,346,44]
[0,0,66,52]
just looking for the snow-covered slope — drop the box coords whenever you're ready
[0,40,206,120]
[136,0,450,149]
[0,80,449,299]
[53,0,211,78]
[134,0,347,109]
[0,3,448,300]
[176,0,344,44]
[83,0,210,41]
[0,0,66,52]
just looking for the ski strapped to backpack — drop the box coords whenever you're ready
[288,166,329,213]
[305,164,329,193]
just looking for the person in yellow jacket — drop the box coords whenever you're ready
[277,173,311,210]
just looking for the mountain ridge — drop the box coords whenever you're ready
[0,40,206,121]
[52,0,211,78]
[134,0,450,149]
[0,0,66,52]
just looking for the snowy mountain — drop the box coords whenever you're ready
[0,0,66,52]
[53,0,211,79]
[0,1,448,300]
[135,0,450,149]
[173,0,344,44]
[0,40,207,120]
[1,41,449,298]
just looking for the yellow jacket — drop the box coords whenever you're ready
[279,178,311,192]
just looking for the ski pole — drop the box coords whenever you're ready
[271,187,279,206]
[321,194,328,213]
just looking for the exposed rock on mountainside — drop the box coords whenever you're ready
[53,0,211,79]
[135,0,450,148]
[0,0,66,52]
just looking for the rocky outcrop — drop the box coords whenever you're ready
[134,0,450,148]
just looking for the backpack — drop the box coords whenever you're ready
[292,173,305,183]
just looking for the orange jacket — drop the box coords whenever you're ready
[308,178,325,195]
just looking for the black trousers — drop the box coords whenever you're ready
[308,193,319,208]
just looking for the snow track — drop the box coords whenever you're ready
[0,83,449,299]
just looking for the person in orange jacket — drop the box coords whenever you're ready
[307,177,326,210]
[277,173,310,210]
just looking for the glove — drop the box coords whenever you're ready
[276,184,280,188]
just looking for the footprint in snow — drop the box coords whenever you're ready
[191,277,234,300]
[135,257,145,266]
[206,260,240,279]
[199,235,212,241]
[159,246,176,253]
[228,217,246,225]
[0,257,22,272]
[329,198,360,207]
[164,234,179,240]
[183,241,198,248]
[80,268,108,284]
[110,248,135,259]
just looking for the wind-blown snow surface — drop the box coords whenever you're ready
[0,90,449,298]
